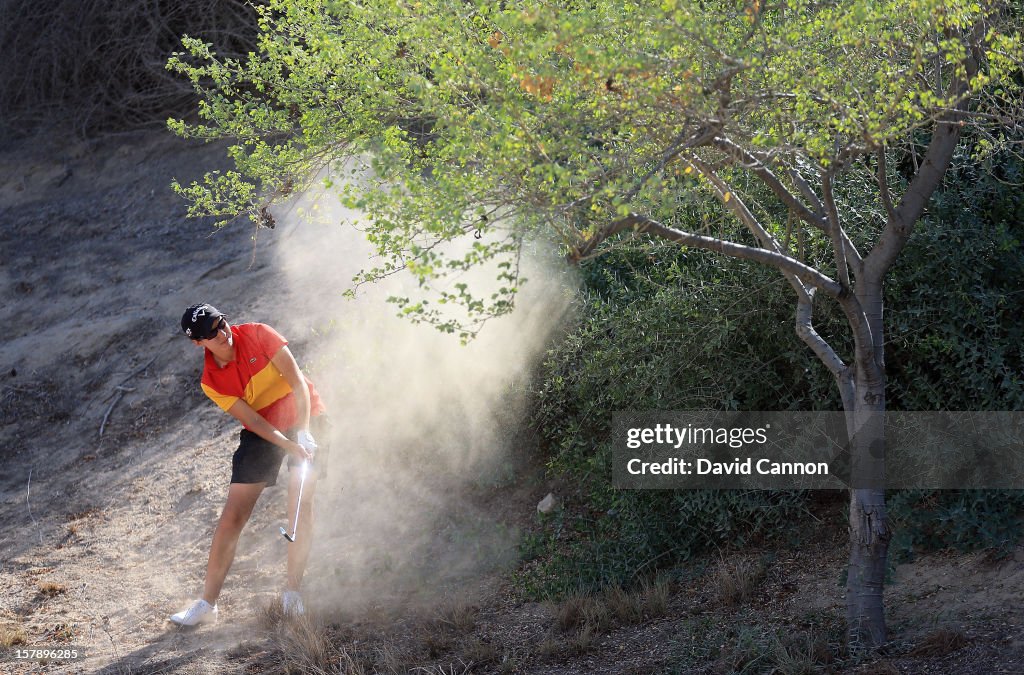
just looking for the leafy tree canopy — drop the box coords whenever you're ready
[168,0,1021,336]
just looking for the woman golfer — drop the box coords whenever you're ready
[170,303,327,625]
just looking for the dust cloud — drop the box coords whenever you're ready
[267,182,575,612]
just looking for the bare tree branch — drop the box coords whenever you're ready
[711,136,823,229]
[794,287,852,398]
[821,169,852,289]
[867,22,983,279]
[876,145,897,222]
[568,212,845,299]
[795,289,843,372]
[688,157,785,254]
[783,165,864,269]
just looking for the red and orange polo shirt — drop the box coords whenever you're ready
[200,323,325,431]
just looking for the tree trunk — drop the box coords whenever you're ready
[847,480,890,647]
[845,283,891,648]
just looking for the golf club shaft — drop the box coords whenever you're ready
[283,460,309,541]
[291,461,307,533]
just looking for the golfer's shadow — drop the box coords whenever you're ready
[95,620,249,674]
[94,641,202,675]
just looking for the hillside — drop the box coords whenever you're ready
[1,134,1023,674]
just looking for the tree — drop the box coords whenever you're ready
[168,0,1023,646]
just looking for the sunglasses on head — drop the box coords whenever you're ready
[201,318,227,340]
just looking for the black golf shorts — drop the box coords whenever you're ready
[230,416,331,485]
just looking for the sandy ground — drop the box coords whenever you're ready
[1,133,1023,675]
[0,131,560,674]
[0,133,294,672]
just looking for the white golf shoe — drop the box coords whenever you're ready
[169,598,218,626]
[282,590,305,616]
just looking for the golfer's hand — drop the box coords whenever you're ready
[289,440,313,463]
[297,429,318,456]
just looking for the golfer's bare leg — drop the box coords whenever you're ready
[285,471,317,592]
[202,481,265,604]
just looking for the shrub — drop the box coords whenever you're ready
[888,490,1024,561]
[525,149,1024,595]
[0,0,260,140]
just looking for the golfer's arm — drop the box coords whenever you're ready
[271,346,311,432]
[225,399,299,454]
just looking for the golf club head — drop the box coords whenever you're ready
[279,459,309,544]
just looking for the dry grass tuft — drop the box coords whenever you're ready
[459,637,499,666]
[337,643,371,675]
[256,602,370,674]
[38,581,67,598]
[640,576,671,618]
[276,614,334,673]
[537,635,561,658]
[418,595,480,659]
[907,627,969,657]
[435,596,479,634]
[257,598,285,630]
[413,659,472,675]
[0,624,28,648]
[267,626,419,675]
[607,577,670,624]
[300,618,403,675]
[714,556,766,607]
[605,586,639,624]
[555,577,671,636]
[373,636,421,675]
[543,579,673,662]
[423,631,456,659]
[564,623,597,656]
[582,594,612,632]
[713,624,840,675]
[554,590,612,634]
[856,660,901,675]
[553,591,591,633]
[769,631,823,675]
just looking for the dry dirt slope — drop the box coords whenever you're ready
[2,133,1024,675]
[0,132,317,672]
[0,131,553,674]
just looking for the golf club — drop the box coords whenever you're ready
[280,459,309,543]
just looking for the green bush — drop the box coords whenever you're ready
[524,245,834,598]
[889,490,1024,561]
[533,244,843,477]
[884,149,1024,561]
[524,150,1024,596]
[518,485,808,598]
[886,150,1024,411]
